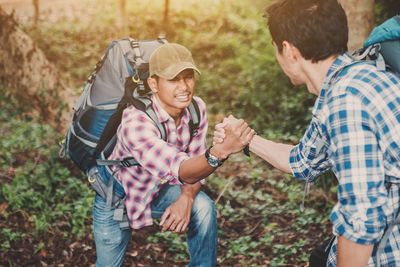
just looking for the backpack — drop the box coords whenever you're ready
[58,37,201,221]
[59,36,200,172]
[352,15,400,78]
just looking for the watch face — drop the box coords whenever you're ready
[207,157,220,168]
[206,147,222,167]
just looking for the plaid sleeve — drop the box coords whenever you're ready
[289,117,331,182]
[119,107,190,181]
[327,93,388,245]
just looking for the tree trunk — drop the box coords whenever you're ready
[32,0,39,39]
[164,0,169,24]
[118,0,126,31]
[33,0,39,27]
[0,7,76,133]
[338,0,375,53]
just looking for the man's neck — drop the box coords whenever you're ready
[171,112,183,127]
[301,55,339,96]
[153,94,184,127]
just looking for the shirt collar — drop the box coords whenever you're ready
[313,53,354,115]
[324,52,354,82]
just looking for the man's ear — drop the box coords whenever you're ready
[147,77,158,93]
[282,41,301,62]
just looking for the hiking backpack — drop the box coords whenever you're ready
[352,15,400,78]
[59,36,201,181]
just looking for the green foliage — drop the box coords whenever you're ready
[147,231,189,260]
[270,239,308,266]
[224,235,261,260]
[0,97,93,240]
[314,170,338,194]
[375,0,400,25]
[1,228,26,250]
[31,0,314,138]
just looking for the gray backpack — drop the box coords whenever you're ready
[59,36,200,172]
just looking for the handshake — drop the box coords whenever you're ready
[211,115,256,160]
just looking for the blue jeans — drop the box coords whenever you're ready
[93,184,218,267]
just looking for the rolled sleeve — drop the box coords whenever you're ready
[330,203,386,244]
[328,94,389,244]
[289,118,331,182]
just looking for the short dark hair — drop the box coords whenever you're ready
[265,0,348,62]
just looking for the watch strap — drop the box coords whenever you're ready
[205,146,226,167]
[243,143,250,157]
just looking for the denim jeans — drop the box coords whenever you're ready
[93,184,218,267]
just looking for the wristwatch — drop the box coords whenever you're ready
[205,146,225,167]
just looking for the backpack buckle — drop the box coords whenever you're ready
[88,74,95,83]
[132,75,140,83]
[94,61,104,71]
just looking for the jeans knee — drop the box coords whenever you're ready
[192,192,216,224]
[93,195,131,267]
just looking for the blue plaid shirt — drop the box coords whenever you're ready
[289,53,400,266]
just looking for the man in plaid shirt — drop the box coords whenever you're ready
[92,43,254,266]
[214,0,400,266]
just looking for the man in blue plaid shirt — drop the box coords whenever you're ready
[214,0,400,266]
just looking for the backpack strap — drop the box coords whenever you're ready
[129,38,145,66]
[96,157,139,167]
[113,196,130,230]
[132,89,168,140]
[352,44,386,71]
[187,99,201,143]
[95,154,139,211]
[128,38,147,92]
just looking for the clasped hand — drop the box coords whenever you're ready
[213,115,255,155]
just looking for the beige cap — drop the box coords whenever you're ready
[149,43,201,80]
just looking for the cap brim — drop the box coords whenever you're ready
[157,62,201,80]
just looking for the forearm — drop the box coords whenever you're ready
[249,135,293,174]
[337,235,373,267]
[178,155,214,184]
[178,145,228,184]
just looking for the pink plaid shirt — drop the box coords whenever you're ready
[108,95,208,229]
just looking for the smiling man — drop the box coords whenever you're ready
[92,43,254,267]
